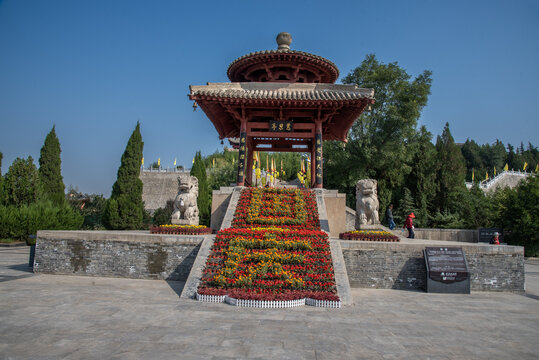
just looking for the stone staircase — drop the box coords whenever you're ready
[465,170,532,193]
[181,187,353,305]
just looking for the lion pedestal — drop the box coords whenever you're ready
[170,174,199,226]
[355,179,380,229]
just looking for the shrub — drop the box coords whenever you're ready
[152,200,174,226]
[0,200,83,242]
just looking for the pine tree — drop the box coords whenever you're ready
[191,151,210,226]
[405,126,438,226]
[4,156,42,207]
[103,122,145,230]
[39,126,66,205]
[434,123,467,213]
[0,152,4,205]
[395,187,418,226]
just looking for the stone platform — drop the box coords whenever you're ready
[2,247,538,360]
[341,238,524,292]
[33,186,525,294]
[34,230,205,281]
[34,230,525,293]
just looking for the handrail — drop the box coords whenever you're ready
[140,167,191,173]
[465,170,532,190]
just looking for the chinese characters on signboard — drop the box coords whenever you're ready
[315,133,322,185]
[269,120,294,132]
[237,132,246,184]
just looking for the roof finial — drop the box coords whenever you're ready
[276,32,292,50]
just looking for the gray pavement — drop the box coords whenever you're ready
[1,247,538,360]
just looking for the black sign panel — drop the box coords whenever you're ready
[478,228,503,243]
[236,131,246,184]
[315,133,322,185]
[424,247,469,283]
[269,120,293,132]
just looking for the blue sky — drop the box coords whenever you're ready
[1,0,538,196]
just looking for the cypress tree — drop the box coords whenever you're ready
[39,126,66,205]
[0,152,4,205]
[405,126,438,226]
[190,151,210,226]
[434,122,466,213]
[103,122,145,230]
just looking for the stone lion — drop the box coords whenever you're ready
[355,179,380,227]
[171,175,199,225]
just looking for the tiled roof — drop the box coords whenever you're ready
[227,49,338,73]
[189,83,374,101]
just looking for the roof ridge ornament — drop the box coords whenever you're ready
[276,32,292,50]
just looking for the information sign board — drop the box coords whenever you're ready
[478,228,503,243]
[424,247,470,293]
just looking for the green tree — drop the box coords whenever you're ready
[499,175,539,256]
[4,157,42,207]
[434,123,466,213]
[506,144,521,171]
[405,126,438,226]
[461,139,483,181]
[191,151,210,226]
[103,122,145,230]
[39,126,66,205]
[394,187,417,227]
[0,151,3,204]
[324,54,432,210]
[480,140,506,175]
[152,200,175,226]
[460,185,497,229]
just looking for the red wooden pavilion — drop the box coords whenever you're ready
[189,32,374,188]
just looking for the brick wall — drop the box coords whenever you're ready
[34,230,204,281]
[341,241,524,292]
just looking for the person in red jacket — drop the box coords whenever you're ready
[490,232,500,245]
[403,213,415,239]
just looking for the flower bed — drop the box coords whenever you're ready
[232,188,320,230]
[150,224,212,235]
[197,188,339,307]
[339,230,399,242]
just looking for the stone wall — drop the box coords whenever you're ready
[323,190,347,238]
[341,241,524,292]
[140,171,189,213]
[34,230,204,281]
[345,207,356,231]
[412,228,478,243]
[211,187,234,231]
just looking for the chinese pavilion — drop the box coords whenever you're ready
[189,32,374,188]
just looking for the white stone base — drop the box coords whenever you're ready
[357,224,382,230]
[171,218,199,226]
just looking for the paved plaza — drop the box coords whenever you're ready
[1,246,538,360]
